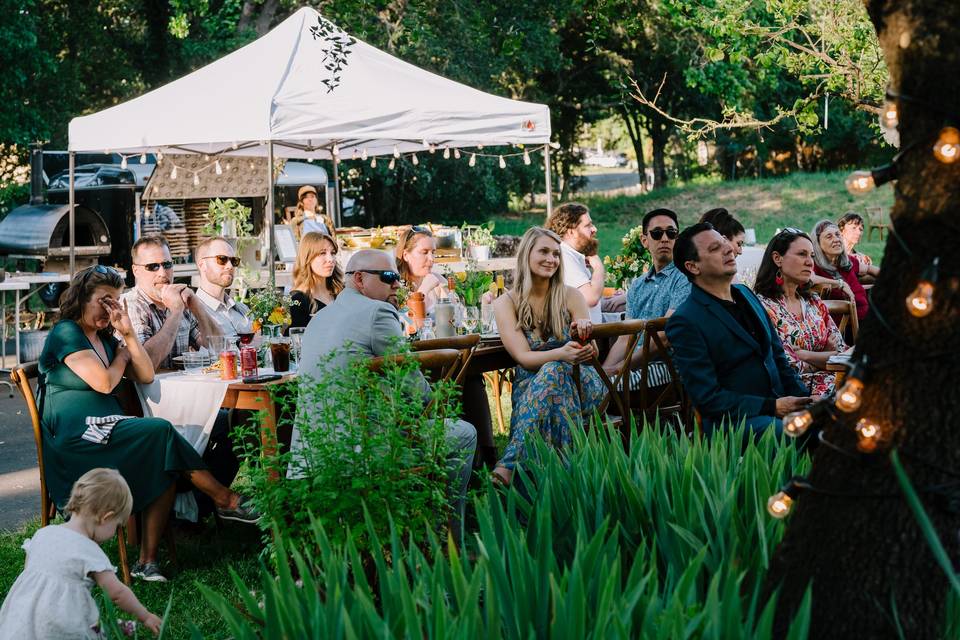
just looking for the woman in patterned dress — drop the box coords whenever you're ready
[753,229,847,396]
[491,227,604,486]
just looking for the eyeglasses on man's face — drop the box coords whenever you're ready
[346,269,401,285]
[134,261,174,272]
[647,227,678,241]
[200,255,241,267]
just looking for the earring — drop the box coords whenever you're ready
[775,269,784,286]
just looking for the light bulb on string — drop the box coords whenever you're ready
[120,156,128,169]
[370,157,377,168]
[879,100,898,131]
[411,153,419,166]
[429,144,436,154]
[204,154,210,161]
[783,409,814,438]
[844,164,896,195]
[477,144,484,150]
[388,157,396,170]
[523,149,531,165]
[499,155,506,169]
[225,161,232,171]
[393,145,400,158]
[905,257,939,318]
[933,127,960,164]
[193,172,200,186]
[139,153,147,164]
[443,147,450,159]
[361,148,368,161]
[835,356,868,413]
[855,418,882,453]
[766,491,794,519]
[170,166,178,180]
[422,139,429,149]
[215,160,223,175]
[332,144,340,156]
[454,149,461,160]
[469,153,476,167]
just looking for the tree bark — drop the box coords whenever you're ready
[767,1,960,638]
[649,117,669,189]
[619,107,648,190]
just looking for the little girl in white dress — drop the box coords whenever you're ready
[0,468,163,638]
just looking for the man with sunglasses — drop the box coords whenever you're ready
[194,236,252,336]
[121,235,223,370]
[602,208,691,377]
[293,249,476,536]
[665,223,811,436]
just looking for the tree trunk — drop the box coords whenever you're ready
[649,118,669,189]
[619,107,648,190]
[767,1,960,638]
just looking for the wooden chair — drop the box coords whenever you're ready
[823,298,859,343]
[629,318,689,430]
[411,334,481,385]
[10,364,133,585]
[368,348,461,414]
[866,206,889,242]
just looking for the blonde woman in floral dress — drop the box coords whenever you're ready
[753,228,847,396]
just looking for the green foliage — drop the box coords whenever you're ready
[203,197,253,237]
[450,263,493,308]
[233,342,459,555]
[462,221,497,249]
[202,421,815,638]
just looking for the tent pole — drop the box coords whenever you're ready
[332,151,342,228]
[267,142,276,287]
[544,146,553,221]
[68,151,76,276]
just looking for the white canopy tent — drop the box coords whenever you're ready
[68,7,553,279]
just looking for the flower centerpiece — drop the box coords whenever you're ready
[450,262,493,307]
[603,225,651,290]
[244,288,296,333]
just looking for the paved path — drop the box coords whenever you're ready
[0,384,41,532]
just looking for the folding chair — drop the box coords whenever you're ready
[11,364,133,585]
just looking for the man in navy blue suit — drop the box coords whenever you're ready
[665,223,811,435]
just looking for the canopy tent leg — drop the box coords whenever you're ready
[544,146,553,221]
[267,141,276,287]
[69,151,76,277]
[331,151,342,228]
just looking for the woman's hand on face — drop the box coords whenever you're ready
[558,341,594,365]
[570,319,593,343]
[102,298,135,337]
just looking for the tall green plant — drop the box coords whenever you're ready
[207,420,814,638]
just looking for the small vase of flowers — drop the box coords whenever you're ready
[603,225,651,290]
[244,288,296,333]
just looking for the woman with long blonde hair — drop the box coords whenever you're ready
[491,226,604,485]
[290,231,344,328]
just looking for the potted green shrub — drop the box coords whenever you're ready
[462,222,496,261]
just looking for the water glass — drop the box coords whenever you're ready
[288,327,306,364]
[464,307,480,334]
[183,351,206,374]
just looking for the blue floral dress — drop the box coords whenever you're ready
[499,321,604,470]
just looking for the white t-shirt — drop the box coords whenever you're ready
[560,241,602,324]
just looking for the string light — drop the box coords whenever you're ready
[361,148,368,161]
[523,149,531,165]
[215,160,223,175]
[835,357,867,413]
[332,143,340,156]
[422,139,429,149]
[906,257,939,317]
[139,152,147,164]
[454,149,461,159]
[783,409,815,438]
[231,142,239,150]
[204,154,210,161]
[120,156,127,169]
[499,155,506,169]
[879,100,898,131]
[844,164,896,195]
[469,153,476,167]
[388,157,396,170]
[170,166,177,180]
[225,161,232,170]
[393,145,400,158]
[933,126,960,164]
[411,153,419,166]
[767,478,805,519]
[429,144,436,154]
[370,157,377,168]
[855,418,882,453]
[443,147,450,159]
[193,172,200,186]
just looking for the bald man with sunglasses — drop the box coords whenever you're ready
[194,236,252,336]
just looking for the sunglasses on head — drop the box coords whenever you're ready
[346,269,402,285]
[410,225,433,236]
[81,264,120,283]
[647,227,678,241]
[201,255,241,267]
[134,261,174,272]
[778,227,804,237]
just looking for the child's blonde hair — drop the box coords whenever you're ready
[65,468,133,522]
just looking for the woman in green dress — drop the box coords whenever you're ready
[40,265,256,582]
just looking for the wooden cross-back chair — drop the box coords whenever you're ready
[822,298,859,343]
[10,363,134,585]
[629,317,690,431]
[368,348,461,414]
[411,334,481,386]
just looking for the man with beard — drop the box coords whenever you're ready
[547,202,606,323]
[121,235,222,371]
[193,237,252,336]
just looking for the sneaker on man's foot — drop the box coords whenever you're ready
[131,561,168,582]
[217,495,261,524]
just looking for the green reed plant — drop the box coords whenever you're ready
[232,341,461,555]
[207,417,814,638]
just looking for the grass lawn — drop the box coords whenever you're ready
[491,171,894,263]
[0,517,263,638]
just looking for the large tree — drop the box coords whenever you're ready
[766,0,960,637]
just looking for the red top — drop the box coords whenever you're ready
[814,260,868,320]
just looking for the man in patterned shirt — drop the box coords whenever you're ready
[602,209,690,381]
[121,235,223,370]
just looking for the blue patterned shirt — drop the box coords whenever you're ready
[626,262,692,321]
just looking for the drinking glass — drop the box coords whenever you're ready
[464,307,480,334]
[288,327,306,365]
[183,351,205,374]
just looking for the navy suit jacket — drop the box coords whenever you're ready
[665,283,808,428]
